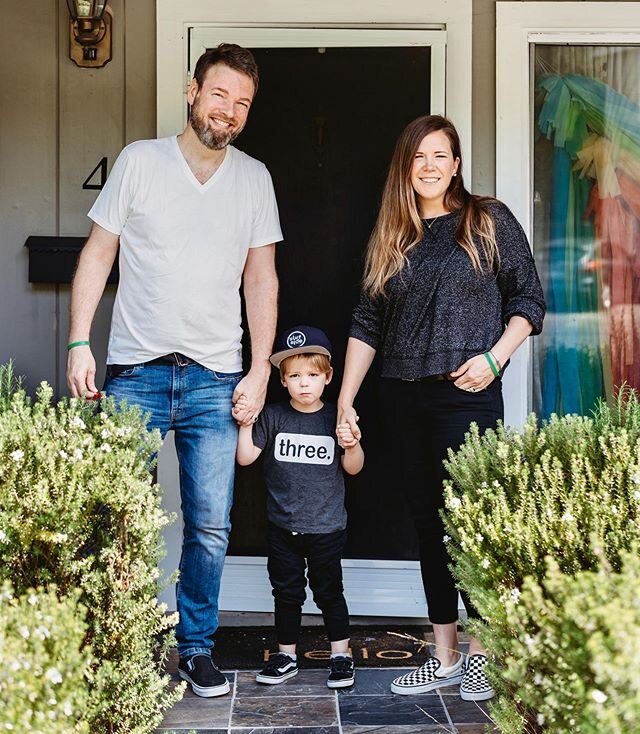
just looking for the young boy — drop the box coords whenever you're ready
[236,325,364,689]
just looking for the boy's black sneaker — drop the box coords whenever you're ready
[327,655,355,689]
[178,654,230,697]
[256,652,299,685]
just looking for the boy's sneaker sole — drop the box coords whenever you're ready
[256,668,299,685]
[327,655,355,689]
[178,669,230,697]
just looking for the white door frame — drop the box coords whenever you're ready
[157,0,472,163]
[187,26,446,123]
[496,2,640,429]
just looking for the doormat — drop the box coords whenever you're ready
[207,625,435,669]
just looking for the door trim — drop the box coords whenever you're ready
[157,0,472,166]
[187,27,446,125]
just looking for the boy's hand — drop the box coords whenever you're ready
[232,365,270,425]
[337,404,361,441]
[232,393,256,425]
[337,422,360,449]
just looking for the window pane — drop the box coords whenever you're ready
[532,45,640,418]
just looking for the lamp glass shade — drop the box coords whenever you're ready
[66,0,108,20]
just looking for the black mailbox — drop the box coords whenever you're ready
[24,236,119,284]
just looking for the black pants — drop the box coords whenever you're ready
[267,522,349,645]
[380,377,503,624]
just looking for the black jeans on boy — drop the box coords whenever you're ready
[267,522,349,645]
[379,376,503,624]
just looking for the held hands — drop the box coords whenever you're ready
[336,408,365,475]
[232,366,270,426]
[336,421,360,449]
[449,353,497,393]
[336,403,361,443]
[66,345,99,399]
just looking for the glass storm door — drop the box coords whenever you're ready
[531,44,640,418]
[496,3,640,427]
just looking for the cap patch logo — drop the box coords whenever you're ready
[287,331,306,348]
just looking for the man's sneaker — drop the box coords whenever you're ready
[178,654,230,697]
[460,654,495,701]
[327,655,355,689]
[256,653,299,685]
[390,654,464,695]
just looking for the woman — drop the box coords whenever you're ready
[337,115,545,701]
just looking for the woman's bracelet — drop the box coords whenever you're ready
[484,351,501,377]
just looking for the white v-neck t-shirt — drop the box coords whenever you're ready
[88,136,283,372]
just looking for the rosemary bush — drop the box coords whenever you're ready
[0,582,92,733]
[443,390,640,733]
[0,364,183,733]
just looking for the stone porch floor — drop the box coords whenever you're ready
[156,663,497,734]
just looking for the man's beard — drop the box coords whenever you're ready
[190,98,243,150]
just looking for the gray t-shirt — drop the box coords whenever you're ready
[252,402,347,534]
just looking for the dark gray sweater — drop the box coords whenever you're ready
[350,203,546,379]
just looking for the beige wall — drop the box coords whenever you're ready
[0,0,155,397]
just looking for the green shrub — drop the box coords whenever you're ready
[442,390,640,733]
[490,550,640,734]
[0,364,184,733]
[0,582,93,733]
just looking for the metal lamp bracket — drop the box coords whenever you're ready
[69,6,112,68]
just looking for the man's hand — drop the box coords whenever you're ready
[232,366,270,426]
[66,345,99,398]
[66,223,119,399]
[237,244,278,426]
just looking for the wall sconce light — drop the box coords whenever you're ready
[67,0,112,68]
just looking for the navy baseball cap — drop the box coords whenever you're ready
[269,325,332,367]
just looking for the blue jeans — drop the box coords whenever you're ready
[103,361,241,658]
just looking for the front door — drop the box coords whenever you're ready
[199,40,436,563]
[156,25,452,615]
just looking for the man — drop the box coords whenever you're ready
[66,44,282,698]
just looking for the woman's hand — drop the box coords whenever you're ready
[337,404,361,441]
[449,353,496,393]
[337,421,360,449]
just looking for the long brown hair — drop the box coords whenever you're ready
[363,115,499,298]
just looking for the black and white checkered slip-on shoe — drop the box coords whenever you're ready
[390,653,464,695]
[460,653,495,701]
[256,652,299,685]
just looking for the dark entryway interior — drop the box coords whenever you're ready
[231,45,431,560]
